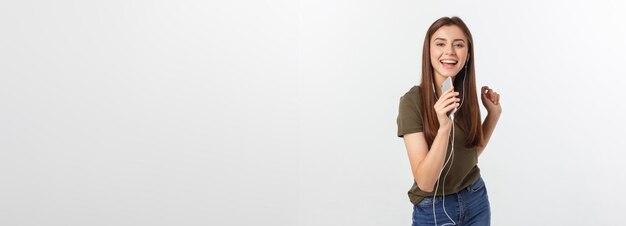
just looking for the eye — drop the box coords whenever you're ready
[436,43,445,47]
[455,44,465,48]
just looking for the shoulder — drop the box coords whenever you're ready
[399,85,422,103]
[397,85,425,136]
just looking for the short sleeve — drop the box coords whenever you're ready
[397,91,424,137]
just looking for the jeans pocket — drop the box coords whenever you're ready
[417,197,434,208]
[468,177,485,193]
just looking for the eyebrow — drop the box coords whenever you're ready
[434,37,466,43]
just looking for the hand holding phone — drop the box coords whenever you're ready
[441,77,457,116]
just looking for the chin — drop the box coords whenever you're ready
[436,68,461,78]
[440,71,459,78]
[447,70,463,77]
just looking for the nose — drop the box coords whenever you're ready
[444,44,456,56]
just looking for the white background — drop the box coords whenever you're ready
[1,0,625,225]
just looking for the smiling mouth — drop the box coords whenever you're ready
[440,59,458,69]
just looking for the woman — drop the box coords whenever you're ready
[397,16,502,226]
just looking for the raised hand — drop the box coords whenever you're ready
[481,86,502,115]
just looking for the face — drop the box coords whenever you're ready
[429,25,469,78]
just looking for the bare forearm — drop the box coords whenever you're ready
[478,113,501,156]
[415,127,451,192]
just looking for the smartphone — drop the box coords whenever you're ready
[441,76,454,94]
[440,77,457,116]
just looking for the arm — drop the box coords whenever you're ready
[477,86,502,157]
[402,88,459,192]
[477,112,501,156]
[403,127,451,192]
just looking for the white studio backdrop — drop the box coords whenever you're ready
[1,0,625,226]
[300,0,626,225]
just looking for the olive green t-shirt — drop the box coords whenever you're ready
[396,85,481,205]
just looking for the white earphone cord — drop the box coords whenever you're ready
[432,65,467,226]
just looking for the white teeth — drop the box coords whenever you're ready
[441,60,457,64]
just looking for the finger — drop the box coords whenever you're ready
[489,90,496,102]
[482,87,490,96]
[442,97,461,106]
[441,91,460,101]
[435,96,460,111]
[437,96,456,108]
[442,102,460,113]
[495,93,500,105]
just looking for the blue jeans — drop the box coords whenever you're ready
[412,177,491,226]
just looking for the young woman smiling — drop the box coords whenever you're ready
[397,17,502,226]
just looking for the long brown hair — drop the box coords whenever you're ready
[420,16,483,148]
